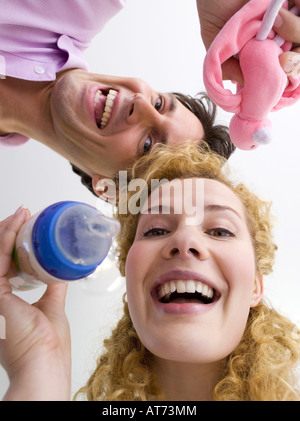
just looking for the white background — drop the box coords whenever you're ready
[1,0,300,399]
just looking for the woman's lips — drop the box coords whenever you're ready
[151,269,221,314]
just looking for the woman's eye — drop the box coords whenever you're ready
[206,228,235,238]
[154,96,163,111]
[143,227,169,237]
[143,137,153,155]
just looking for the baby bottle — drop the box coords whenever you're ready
[9,201,120,291]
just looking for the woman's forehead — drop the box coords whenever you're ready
[142,177,245,216]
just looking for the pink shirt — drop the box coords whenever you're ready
[0,0,126,147]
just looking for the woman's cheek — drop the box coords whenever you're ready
[125,242,150,334]
[125,241,148,284]
[220,244,257,304]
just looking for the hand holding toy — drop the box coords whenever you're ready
[203,0,300,150]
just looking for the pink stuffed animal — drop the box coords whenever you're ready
[203,0,300,150]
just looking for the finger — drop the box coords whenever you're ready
[0,208,30,280]
[279,51,300,77]
[222,57,244,85]
[274,8,300,44]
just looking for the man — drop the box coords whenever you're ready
[0,0,235,200]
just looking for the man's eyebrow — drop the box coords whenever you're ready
[168,93,177,113]
[205,204,243,220]
[160,94,177,145]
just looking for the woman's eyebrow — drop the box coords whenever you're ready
[205,204,243,220]
[141,203,243,220]
[142,204,174,215]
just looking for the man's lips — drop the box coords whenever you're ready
[93,88,118,129]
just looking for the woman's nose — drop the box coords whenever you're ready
[162,228,209,261]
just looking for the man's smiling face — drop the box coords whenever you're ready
[50,70,205,178]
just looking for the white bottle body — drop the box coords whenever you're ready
[10,211,68,291]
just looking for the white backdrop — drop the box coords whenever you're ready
[1,0,300,399]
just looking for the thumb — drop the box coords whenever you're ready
[36,282,68,308]
[273,8,300,44]
[33,283,69,329]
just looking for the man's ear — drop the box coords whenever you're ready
[250,273,264,308]
[92,174,118,204]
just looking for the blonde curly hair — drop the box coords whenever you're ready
[77,142,300,401]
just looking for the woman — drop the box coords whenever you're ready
[0,143,299,400]
[79,142,300,401]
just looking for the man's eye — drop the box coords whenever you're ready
[143,137,153,155]
[154,96,163,111]
[206,228,236,238]
[143,227,169,237]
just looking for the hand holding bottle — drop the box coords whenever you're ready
[10,201,120,290]
[0,207,71,400]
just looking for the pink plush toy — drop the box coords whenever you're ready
[203,0,300,150]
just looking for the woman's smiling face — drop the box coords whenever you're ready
[125,178,263,364]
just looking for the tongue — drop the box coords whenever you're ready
[172,297,203,304]
[168,291,211,304]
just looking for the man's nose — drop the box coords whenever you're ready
[127,93,161,126]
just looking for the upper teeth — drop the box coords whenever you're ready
[94,89,118,129]
[157,280,214,301]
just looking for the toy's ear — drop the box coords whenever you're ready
[273,79,300,110]
[203,52,242,114]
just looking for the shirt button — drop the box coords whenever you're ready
[34,65,45,74]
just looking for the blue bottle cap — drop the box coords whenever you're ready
[32,201,107,281]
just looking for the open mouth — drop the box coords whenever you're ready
[94,88,118,129]
[156,280,217,305]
